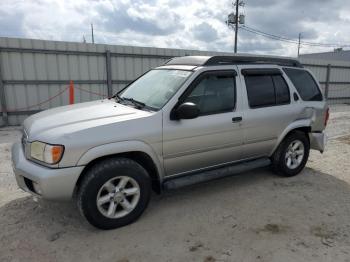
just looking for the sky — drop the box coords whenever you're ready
[1,0,350,57]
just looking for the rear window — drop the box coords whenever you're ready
[283,68,323,101]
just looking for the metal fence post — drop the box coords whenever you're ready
[105,50,113,97]
[0,56,9,126]
[325,64,331,99]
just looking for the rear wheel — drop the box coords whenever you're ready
[77,158,151,230]
[272,131,310,177]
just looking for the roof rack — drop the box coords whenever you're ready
[164,55,303,68]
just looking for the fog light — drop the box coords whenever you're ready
[32,182,42,195]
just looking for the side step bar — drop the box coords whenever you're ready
[163,157,271,190]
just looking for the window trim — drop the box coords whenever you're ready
[272,75,291,106]
[283,67,323,102]
[241,68,282,76]
[171,70,237,118]
[244,72,291,109]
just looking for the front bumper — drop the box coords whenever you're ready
[309,131,327,153]
[11,142,85,200]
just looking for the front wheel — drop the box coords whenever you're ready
[272,131,310,177]
[77,158,151,230]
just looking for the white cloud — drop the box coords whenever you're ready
[0,0,349,56]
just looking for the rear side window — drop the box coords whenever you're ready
[283,68,323,101]
[245,75,275,107]
[244,74,290,108]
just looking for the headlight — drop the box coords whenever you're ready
[30,141,64,164]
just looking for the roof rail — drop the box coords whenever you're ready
[165,55,303,68]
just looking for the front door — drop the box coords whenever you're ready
[162,69,244,176]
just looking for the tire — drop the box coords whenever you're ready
[77,157,151,230]
[272,131,310,177]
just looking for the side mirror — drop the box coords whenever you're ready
[175,102,200,120]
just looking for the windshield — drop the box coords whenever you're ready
[119,69,192,110]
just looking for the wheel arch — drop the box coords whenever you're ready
[270,121,311,156]
[74,141,164,195]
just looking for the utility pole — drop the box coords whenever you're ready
[234,0,239,53]
[297,33,301,57]
[226,1,245,53]
[91,23,95,44]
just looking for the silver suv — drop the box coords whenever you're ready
[12,55,329,229]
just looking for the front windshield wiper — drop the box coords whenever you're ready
[116,95,146,109]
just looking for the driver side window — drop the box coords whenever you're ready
[184,72,236,115]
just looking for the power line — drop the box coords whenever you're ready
[240,25,350,48]
[242,25,299,43]
[244,25,350,47]
[241,25,311,45]
[240,26,299,44]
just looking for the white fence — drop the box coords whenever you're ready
[1,37,349,126]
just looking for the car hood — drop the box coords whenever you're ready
[23,99,151,140]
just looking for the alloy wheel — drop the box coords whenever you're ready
[285,139,305,169]
[96,176,140,219]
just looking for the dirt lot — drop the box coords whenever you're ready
[1,105,350,262]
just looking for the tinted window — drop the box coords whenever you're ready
[273,75,290,104]
[184,73,235,115]
[245,75,275,108]
[283,68,323,101]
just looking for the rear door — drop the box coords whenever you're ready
[238,65,301,159]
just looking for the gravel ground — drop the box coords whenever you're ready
[0,105,350,262]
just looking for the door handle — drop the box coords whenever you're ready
[232,116,243,123]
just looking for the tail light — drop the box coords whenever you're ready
[324,107,330,127]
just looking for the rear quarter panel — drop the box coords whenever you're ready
[282,67,328,132]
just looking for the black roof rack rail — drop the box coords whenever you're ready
[164,55,303,68]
